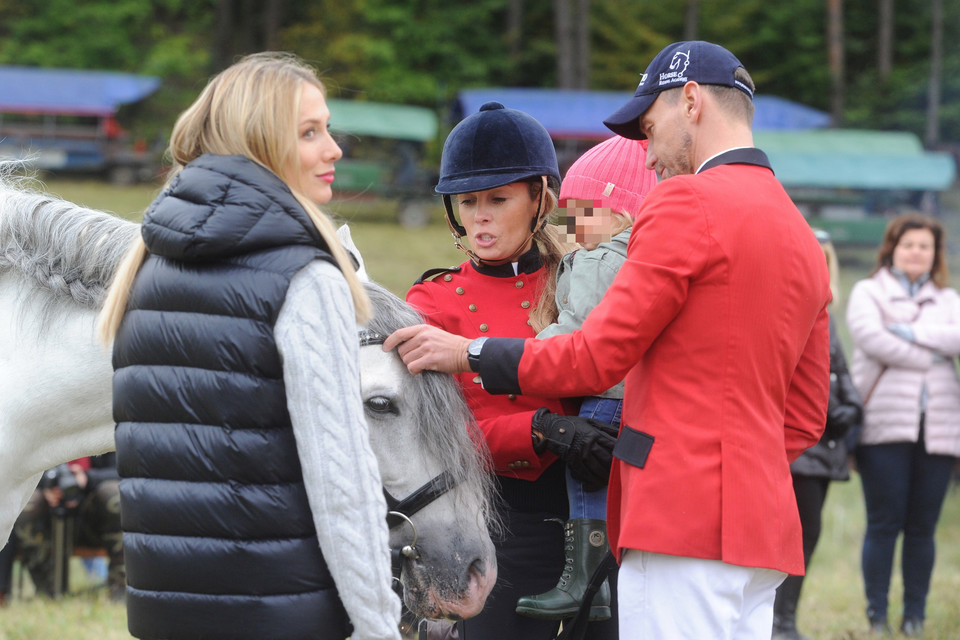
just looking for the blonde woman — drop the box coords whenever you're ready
[98,53,399,640]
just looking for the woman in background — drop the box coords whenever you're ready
[846,213,960,637]
[772,229,863,640]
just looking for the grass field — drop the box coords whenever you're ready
[3,482,958,639]
[2,179,959,638]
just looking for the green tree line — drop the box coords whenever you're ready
[0,0,956,146]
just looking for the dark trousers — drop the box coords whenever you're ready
[774,475,830,626]
[856,434,956,622]
[0,537,15,593]
[457,508,618,640]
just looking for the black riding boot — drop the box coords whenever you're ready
[515,519,611,621]
[773,575,815,640]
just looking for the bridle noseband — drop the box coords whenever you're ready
[358,328,460,589]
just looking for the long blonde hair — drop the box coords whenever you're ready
[813,228,840,305]
[527,181,569,333]
[98,52,370,344]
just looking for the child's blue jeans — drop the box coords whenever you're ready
[567,396,621,520]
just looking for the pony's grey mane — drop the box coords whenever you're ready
[363,282,497,532]
[0,172,140,308]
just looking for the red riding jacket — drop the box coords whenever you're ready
[407,253,567,481]
[479,150,831,575]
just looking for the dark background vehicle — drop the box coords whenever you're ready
[327,98,440,227]
[0,66,161,184]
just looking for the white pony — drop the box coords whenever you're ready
[0,177,496,623]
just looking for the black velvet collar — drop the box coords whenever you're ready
[470,246,543,278]
[698,147,773,174]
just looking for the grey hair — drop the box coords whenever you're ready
[363,282,499,534]
[0,168,139,308]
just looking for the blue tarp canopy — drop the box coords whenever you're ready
[455,88,830,139]
[455,88,955,193]
[0,66,161,117]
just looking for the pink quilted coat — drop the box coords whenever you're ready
[846,267,960,457]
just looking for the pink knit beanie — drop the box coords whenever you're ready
[559,136,658,220]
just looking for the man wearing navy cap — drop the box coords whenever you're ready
[387,41,830,639]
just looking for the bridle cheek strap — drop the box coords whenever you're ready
[384,469,458,530]
[357,330,461,586]
[384,470,459,588]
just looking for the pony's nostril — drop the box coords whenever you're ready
[467,556,496,596]
[469,558,485,577]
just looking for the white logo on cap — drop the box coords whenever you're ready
[659,49,690,86]
[636,73,648,89]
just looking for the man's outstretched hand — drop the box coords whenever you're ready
[384,324,472,375]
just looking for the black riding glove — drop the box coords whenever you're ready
[531,408,619,491]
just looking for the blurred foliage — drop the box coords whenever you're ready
[281,0,521,105]
[0,0,956,147]
[0,0,215,145]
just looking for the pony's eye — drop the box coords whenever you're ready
[365,396,399,416]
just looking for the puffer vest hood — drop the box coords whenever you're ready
[112,154,349,639]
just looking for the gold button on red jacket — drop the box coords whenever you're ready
[408,260,567,480]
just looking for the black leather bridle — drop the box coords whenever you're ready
[358,328,460,586]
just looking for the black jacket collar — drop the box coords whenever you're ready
[470,246,543,277]
[698,148,773,174]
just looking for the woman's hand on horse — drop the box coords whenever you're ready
[384,325,471,375]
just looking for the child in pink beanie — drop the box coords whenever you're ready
[516,135,658,622]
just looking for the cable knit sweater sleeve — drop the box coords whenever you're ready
[275,260,401,640]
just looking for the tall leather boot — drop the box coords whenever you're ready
[515,519,611,621]
[773,575,813,640]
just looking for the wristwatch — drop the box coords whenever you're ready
[467,336,488,372]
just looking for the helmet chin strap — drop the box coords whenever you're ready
[444,176,549,268]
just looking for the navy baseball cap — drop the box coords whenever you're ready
[604,41,754,140]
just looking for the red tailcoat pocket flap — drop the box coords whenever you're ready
[613,426,655,468]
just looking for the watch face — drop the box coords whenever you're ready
[467,337,486,372]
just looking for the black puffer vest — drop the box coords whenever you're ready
[112,154,350,640]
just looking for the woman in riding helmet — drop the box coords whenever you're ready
[405,102,619,639]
